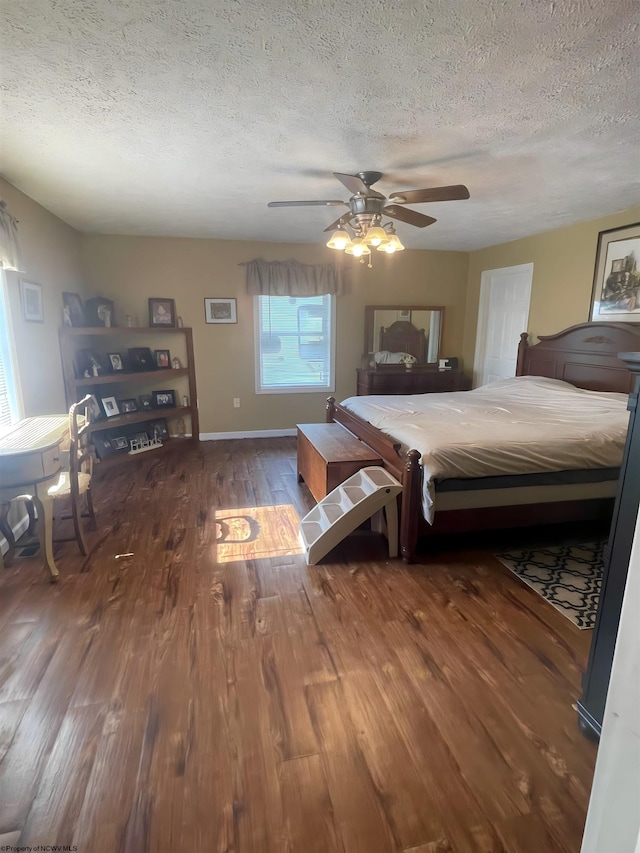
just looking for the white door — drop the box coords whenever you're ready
[474,263,533,388]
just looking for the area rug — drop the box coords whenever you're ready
[494,541,605,629]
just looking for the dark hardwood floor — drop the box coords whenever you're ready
[0,438,597,852]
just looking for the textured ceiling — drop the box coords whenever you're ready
[1,0,639,250]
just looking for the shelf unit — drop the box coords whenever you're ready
[58,326,199,456]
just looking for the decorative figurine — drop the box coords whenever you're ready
[177,417,186,438]
[182,394,189,407]
[177,316,184,328]
[126,314,133,327]
[172,357,181,369]
[92,363,100,377]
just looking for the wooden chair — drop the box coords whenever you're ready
[47,394,98,555]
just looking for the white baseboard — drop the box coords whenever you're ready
[0,510,31,556]
[200,428,297,441]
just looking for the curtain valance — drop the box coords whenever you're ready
[244,259,344,296]
[0,201,22,271]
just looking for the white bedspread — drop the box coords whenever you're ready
[341,376,629,523]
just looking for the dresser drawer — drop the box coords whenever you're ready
[0,445,63,488]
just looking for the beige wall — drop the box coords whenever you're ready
[0,177,84,416]
[80,235,469,434]
[463,206,640,372]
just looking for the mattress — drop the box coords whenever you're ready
[341,375,629,523]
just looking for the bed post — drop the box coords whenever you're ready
[400,449,421,563]
[326,396,336,423]
[516,332,529,376]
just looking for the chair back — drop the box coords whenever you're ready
[68,395,96,498]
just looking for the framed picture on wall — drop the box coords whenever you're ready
[589,222,640,323]
[204,297,237,324]
[21,280,44,322]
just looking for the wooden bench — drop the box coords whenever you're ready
[296,423,382,503]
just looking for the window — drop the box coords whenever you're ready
[0,272,20,434]
[255,294,336,393]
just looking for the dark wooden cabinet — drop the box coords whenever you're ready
[356,366,467,396]
[577,352,640,738]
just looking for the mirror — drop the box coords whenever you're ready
[364,305,445,364]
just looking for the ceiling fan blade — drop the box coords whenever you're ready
[333,172,370,195]
[389,184,470,204]
[383,205,437,228]
[267,200,347,207]
[324,212,355,232]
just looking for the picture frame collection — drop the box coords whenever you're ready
[92,418,170,459]
[62,292,241,329]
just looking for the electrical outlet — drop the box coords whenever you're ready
[233,397,240,408]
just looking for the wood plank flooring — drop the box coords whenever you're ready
[0,438,598,852]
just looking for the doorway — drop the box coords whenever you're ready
[473,263,533,388]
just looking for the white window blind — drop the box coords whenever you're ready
[0,273,20,433]
[255,294,335,394]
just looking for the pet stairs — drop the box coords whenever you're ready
[299,466,403,566]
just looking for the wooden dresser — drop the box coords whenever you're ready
[356,365,467,396]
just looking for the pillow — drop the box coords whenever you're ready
[374,350,417,364]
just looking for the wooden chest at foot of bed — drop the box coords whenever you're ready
[296,423,382,503]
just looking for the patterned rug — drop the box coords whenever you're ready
[494,541,605,629]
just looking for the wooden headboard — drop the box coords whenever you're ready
[379,320,428,362]
[517,322,640,393]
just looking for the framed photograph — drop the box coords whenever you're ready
[128,347,154,371]
[86,395,103,423]
[62,292,84,327]
[152,389,176,408]
[76,348,104,378]
[154,349,171,368]
[111,436,129,451]
[93,432,114,459]
[397,309,411,321]
[101,396,120,418]
[590,222,640,323]
[21,280,44,323]
[85,296,116,328]
[149,297,176,328]
[119,398,138,413]
[107,352,124,372]
[205,297,237,324]
[148,418,169,441]
[138,394,153,410]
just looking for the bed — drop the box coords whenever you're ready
[326,322,640,561]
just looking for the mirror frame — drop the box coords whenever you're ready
[364,304,446,364]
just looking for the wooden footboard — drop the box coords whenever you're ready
[326,397,423,561]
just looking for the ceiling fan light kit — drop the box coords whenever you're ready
[268,171,469,267]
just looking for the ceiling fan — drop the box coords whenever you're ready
[268,170,470,260]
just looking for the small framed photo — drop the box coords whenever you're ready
[86,395,103,423]
[152,389,176,408]
[85,296,115,328]
[138,394,153,410]
[21,280,44,323]
[107,352,125,372]
[154,349,171,368]
[590,222,640,322]
[128,347,154,371]
[205,297,237,324]
[397,309,411,321]
[149,297,176,328]
[148,419,169,441]
[119,398,138,413]
[77,348,104,378]
[101,396,120,418]
[62,292,85,327]
[93,432,114,459]
[111,436,129,451]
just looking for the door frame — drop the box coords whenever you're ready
[473,262,533,388]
